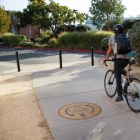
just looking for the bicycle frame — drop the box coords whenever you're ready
[104,58,140,113]
[104,59,134,90]
[124,63,133,92]
[108,70,115,85]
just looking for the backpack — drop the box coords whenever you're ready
[115,33,132,54]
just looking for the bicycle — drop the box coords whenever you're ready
[104,58,140,113]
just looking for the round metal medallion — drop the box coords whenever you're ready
[58,102,101,120]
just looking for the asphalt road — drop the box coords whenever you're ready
[0,47,106,64]
[0,47,105,74]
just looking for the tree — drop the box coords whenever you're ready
[19,0,47,27]
[89,0,126,30]
[0,6,11,34]
[122,19,140,31]
[38,0,86,37]
[19,0,86,37]
[128,21,140,65]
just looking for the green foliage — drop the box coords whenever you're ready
[135,53,140,66]
[19,0,86,38]
[91,31,113,48]
[57,25,91,33]
[40,30,53,37]
[42,44,48,48]
[0,6,11,34]
[18,41,26,46]
[35,37,42,42]
[89,0,126,29]
[33,44,40,47]
[0,36,3,44]
[58,31,113,49]
[128,21,140,65]
[2,33,27,46]
[122,20,135,31]
[25,43,34,47]
[76,25,90,32]
[41,35,50,44]
[30,37,35,43]
[48,38,59,48]
[57,32,67,47]
[64,32,78,48]
[101,36,111,51]
[122,19,140,31]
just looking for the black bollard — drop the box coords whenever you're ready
[59,49,62,69]
[91,47,94,66]
[16,51,20,72]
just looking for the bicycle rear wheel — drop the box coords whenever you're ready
[104,70,117,98]
[125,77,140,113]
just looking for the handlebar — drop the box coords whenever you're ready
[104,57,135,67]
[103,58,115,67]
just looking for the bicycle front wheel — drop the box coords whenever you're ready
[104,70,117,98]
[126,77,140,113]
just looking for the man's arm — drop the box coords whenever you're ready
[103,46,112,61]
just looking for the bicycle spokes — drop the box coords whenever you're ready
[126,78,140,113]
[104,70,117,98]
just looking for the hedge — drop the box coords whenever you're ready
[2,33,26,46]
[58,31,113,50]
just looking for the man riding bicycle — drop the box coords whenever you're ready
[103,24,131,102]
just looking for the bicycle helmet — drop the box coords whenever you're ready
[112,24,123,34]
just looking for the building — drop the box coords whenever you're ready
[9,12,39,40]
[10,19,39,39]
[122,16,140,22]
[85,20,98,30]
[85,16,140,30]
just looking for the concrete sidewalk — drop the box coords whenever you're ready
[2,54,140,140]
[31,57,140,140]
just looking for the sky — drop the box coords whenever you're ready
[0,0,140,18]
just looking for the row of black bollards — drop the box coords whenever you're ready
[15,48,94,71]
[91,47,94,66]
[59,49,62,69]
[59,47,94,69]
[16,51,20,72]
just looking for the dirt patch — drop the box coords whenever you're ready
[98,59,140,79]
[0,73,53,140]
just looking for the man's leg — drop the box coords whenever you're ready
[114,59,122,97]
[114,59,129,102]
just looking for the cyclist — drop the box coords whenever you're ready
[103,24,131,102]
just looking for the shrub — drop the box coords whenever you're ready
[48,38,59,48]
[101,36,111,51]
[76,32,92,49]
[38,44,48,48]
[2,33,26,46]
[128,21,140,65]
[58,31,113,50]
[42,44,48,48]
[34,44,40,48]
[135,52,140,66]
[91,31,113,49]
[30,37,35,44]
[41,35,50,44]
[0,36,3,44]
[18,42,34,47]
[40,30,53,37]
[18,41,26,46]
[35,37,42,42]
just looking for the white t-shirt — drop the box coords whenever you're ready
[108,35,131,59]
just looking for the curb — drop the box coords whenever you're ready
[0,46,110,55]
